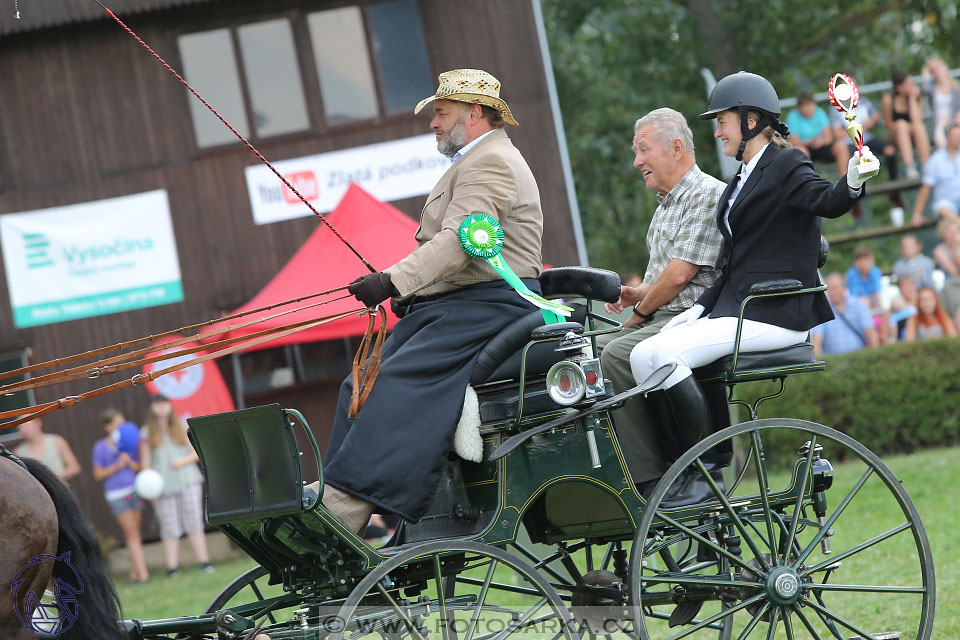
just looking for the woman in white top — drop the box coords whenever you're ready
[15,417,81,480]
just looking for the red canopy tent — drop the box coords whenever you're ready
[208,183,418,350]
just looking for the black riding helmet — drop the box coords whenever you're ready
[699,71,788,161]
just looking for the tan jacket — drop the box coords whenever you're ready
[385,129,543,297]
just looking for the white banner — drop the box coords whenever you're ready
[0,190,183,328]
[245,133,449,225]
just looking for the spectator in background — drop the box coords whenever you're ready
[787,92,842,174]
[15,417,81,480]
[811,273,879,356]
[934,218,960,325]
[845,245,884,311]
[882,71,931,180]
[93,408,149,584]
[912,123,960,226]
[905,286,957,340]
[142,394,214,577]
[887,275,919,342]
[893,234,937,289]
[921,56,960,149]
[831,94,905,220]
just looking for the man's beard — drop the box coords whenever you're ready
[437,114,469,158]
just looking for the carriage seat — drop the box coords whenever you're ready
[469,267,620,385]
[693,278,826,384]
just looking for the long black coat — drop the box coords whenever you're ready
[697,144,862,331]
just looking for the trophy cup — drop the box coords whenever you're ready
[827,73,880,179]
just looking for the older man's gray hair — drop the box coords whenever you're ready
[635,107,695,153]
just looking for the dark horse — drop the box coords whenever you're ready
[1,447,122,640]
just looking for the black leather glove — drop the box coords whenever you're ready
[348,272,396,307]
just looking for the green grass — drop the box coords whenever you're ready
[114,446,958,638]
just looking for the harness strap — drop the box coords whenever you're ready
[0,309,359,429]
[349,306,387,419]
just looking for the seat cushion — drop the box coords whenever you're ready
[694,342,816,379]
[539,267,621,302]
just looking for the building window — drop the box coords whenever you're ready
[237,19,311,137]
[178,29,251,148]
[179,3,433,146]
[366,0,434,114]
[308,7,379,123]
[0,350,36,440]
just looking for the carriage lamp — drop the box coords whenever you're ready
[546,361,586,405]
[546,358,605,406]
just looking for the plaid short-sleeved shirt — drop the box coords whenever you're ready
[644,165,726,312]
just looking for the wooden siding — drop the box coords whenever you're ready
[0,0,579,538]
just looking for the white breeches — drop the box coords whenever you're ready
[630,316,808,389]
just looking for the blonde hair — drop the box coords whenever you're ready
[144,403,189,449]
[748,109,792,149]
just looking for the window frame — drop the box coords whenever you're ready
[177,1,434,154]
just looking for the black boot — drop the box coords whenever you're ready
[701,380,733,467]
[659,377,724,508]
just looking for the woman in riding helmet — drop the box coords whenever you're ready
[629,71,880,506]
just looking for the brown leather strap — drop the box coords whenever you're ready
[0,308,359,429]
[348,305,387,419]
[0,287,349,386]
[0,293,353,395]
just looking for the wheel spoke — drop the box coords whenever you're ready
[793,467,874,568]
[792,605,826,640]
[641,573,761,590]
[805,583,926,594]
[735,601,771,640]
[434,556,451,640]
[764,605,780,640]
[653,511,760,575]
[800,522,912,578]
[750,430,780,560]
[782,605,796,640]
[490,596,548,640]
[784,435,817,565]
[375,582,428,640]
[585,543,594,573]
[601,543,616,572]
[802,596,882,640]
[693,457,771,574]
[456,576,547,598]
[662,593,766,640]
[466,560,497,640]
[510,542,575,586]
[247,579,278,625]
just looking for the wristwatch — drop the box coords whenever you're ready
[633,302,653,324]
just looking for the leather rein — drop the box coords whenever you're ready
[0,288,387,428]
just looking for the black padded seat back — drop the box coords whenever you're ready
[694,343,816,381]
[187,404,304,526]
[539,266,621,302]
[470,304,587,384]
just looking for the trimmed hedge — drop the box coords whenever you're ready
[732,338,960,459]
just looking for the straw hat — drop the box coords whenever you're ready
[414,69,518,126]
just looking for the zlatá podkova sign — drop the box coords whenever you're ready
[0,190,183,328]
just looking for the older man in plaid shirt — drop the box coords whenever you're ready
[600,108,725,493]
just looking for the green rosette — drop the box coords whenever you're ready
[458,214,572,323]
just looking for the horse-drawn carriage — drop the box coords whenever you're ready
[115,266,934,640]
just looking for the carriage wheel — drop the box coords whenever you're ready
[630,418,935,640]
[331,540,581,640]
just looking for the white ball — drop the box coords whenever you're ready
[833,83,852,101]
[135,469,165,499]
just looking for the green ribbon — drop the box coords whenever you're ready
[458,214,571,324]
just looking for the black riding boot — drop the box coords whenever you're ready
[701,380,733,467]
[659,376,724,508]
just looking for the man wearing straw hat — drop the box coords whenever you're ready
[321,69,545,531]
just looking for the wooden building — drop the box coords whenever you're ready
[0,0,583,537]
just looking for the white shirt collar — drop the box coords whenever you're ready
[452,130,496,162]
[738,142,770,183]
